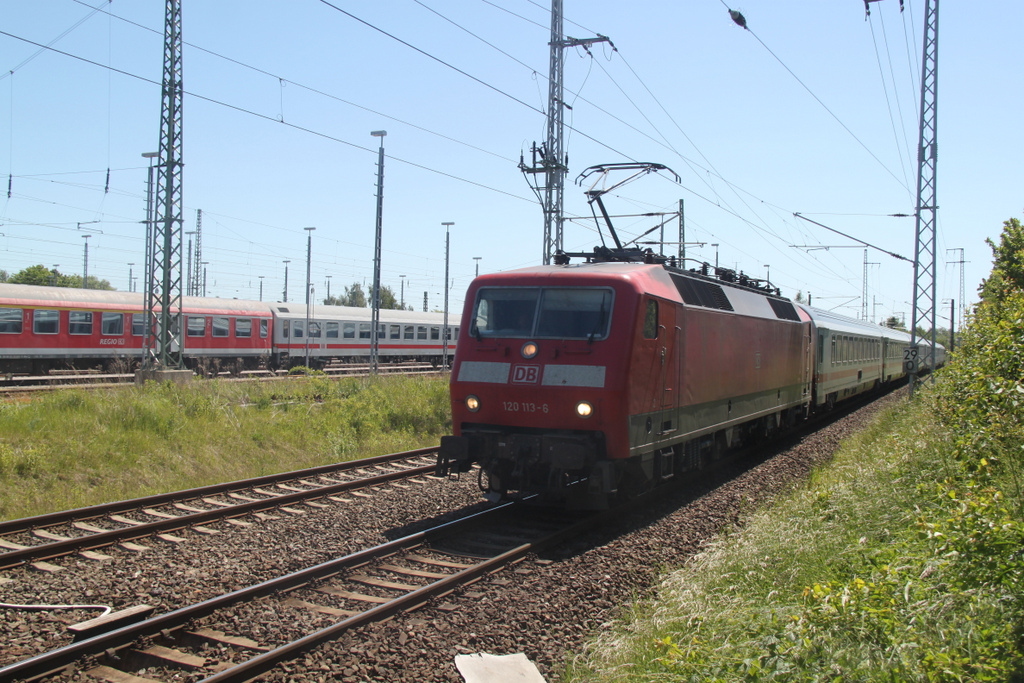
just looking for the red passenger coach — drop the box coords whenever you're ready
[437,260,814,507]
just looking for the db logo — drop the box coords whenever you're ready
[511,364,541,384]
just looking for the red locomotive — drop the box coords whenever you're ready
[437,253,943,507]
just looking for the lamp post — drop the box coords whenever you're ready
[258,275,265,301]
[473,257,481,278]
[370,130,387,373]
[82,234,91,289]
[51,265,59,287]
[326,275,332,303]
[441,221,454,371]
[127,263,135,292]
[201,262,209,297]
[399,275,406,309]
[303,227,316,305]
[184,231,196,295]
[282,260,290,302]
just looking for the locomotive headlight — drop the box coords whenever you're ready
[521,341,539,359]
[465,395,481,412]
[575,401,593,418]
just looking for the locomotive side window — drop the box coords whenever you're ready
[187,316,206,337]
[101,313,124,336]
[0,307,23,334]
[236,318,252,338]
[212,317,230,338]
[34,310,59,335]
[69,311,93,335]
[643,300,659,339]
[343,322,355,339]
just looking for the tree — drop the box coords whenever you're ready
[793,291,805,303]
[4,265,113,289]
[338,282,366,308]
[883,315,905,330]
[978,217,1024,303]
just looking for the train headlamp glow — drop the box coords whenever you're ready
[465,395,481,412]
[521,342,538,359]
[575,401,593,418]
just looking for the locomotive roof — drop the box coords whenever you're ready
[472,261,809,324]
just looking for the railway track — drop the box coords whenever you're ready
[0,362,440,395]
[0,496,604,683]
[0,448,440,571]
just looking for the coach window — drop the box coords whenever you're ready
[69,311,93,335]
[131,314,146,336]
[101,312,124,336]
[326,322,339,339]
[358,323,371,339]
[260,319,269,338]
[309,322,321,338]
[187,316,206,337]
[404,325,414,340]
[643,300,658,339]
[343,322,355,339]
[378,324,386,340]
[417,326,427,340]
[281,320,290,339]
[0,308,23,334]
[292,321,304,339]
[236,318,252,338]
[390,324,400,340]
[34,310,59,335]
[431,326,440,340]
[212,317,230,338]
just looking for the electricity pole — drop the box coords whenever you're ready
[520,0,610,265]
[909,0,939,395]
[143,0,185,372]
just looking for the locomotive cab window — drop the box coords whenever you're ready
[471,287,612,340]
[0,307,23,334]
[642,300,659,339]
[34,310,59,335]
[69,311,93,335]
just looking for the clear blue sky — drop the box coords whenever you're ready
[1,0,1020,328]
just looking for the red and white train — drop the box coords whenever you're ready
[437,254,944,507]
[0,284,457,376]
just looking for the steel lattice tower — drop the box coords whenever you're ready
[909,0,939,393]
[521,0,608,265]
[144,0,185,370]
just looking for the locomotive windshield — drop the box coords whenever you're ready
[471,287,612,340]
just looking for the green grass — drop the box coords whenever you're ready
[567,387,1023,682]
[0,374,451,521]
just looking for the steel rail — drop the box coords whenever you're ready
[0,501,516,683]
[0,448,438,569]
